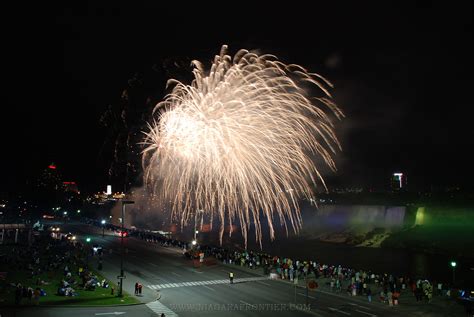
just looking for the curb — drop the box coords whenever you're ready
[37,292,161,308]
[1,295,154,309]
[0,302,146,309]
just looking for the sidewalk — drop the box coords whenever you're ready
[221,262,465,316]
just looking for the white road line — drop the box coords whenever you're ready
[354,309,377,317]
[146,276,268,290]
[348,303,371,310]
[314,289,391,311]
[297,292,316,299]
[328,307,351,315]
[146,300,178,317]
[172,272,182,277]
[256,281,271,286]
[203,285,215,291]
[239,300,256,309]
[148,262,158,267]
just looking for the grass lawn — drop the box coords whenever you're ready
[0,245,139,306]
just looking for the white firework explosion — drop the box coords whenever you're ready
[143,45,343,247]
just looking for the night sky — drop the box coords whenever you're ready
[1,2,472,194]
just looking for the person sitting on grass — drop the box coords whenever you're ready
[101,279,109,288]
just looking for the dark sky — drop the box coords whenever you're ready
[1,1,473,194]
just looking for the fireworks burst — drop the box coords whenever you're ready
[143,45,343,247]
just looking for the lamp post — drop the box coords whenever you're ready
[118,200,134,297]
[101,219,106,237]
[450,261,457,285]
[85,237,91,267]
[193,209,202,247]
[194,212,198,242]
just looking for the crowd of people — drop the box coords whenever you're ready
[87,218,467,309]
[126,224,450,307]
[1,228,111,305]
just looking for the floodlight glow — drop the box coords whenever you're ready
[393,173,404,188]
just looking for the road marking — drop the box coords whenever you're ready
[95,313,126,316]
[148,262,158,267]
[203,285,215,291]
[313,289,391,311]
[354,309,377,317]
[328,307,350,315]
[172,272,182,277]
[239,300,256,309]
[146,300,178,317]
[298,292,316,299]
[147,276,268,290]
[347,303,372,310]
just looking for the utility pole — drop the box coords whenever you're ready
[118,200,134,297]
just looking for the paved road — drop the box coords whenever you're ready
[3,224,465,317]
[70,225,420,316]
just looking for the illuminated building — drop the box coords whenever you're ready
[391,172,407,191]
[38,163,63,191]
[63,181,79,194]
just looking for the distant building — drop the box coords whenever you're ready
[391,172,407,191]
[38,163,63,191]
[63,181,79,194]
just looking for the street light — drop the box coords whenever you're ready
[451,261,457,285]
[101,219,106,237]
[85,237,91,267]
[193,210,203,244]
[118,200,134,297]
[192,240,197,246]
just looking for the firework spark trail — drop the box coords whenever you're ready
[143,45,343,247]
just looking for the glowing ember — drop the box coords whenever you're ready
[143,45,343,247]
